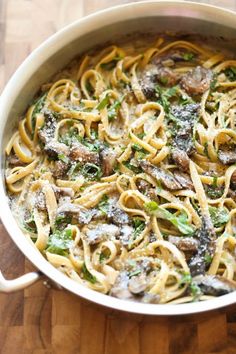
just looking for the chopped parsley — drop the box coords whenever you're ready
[58,153,69,164]
[81,263,97,284]
[46,228,73,256]
[108,96,124,121]
[98,195,109,215]
[81,163,102,181]
[224,66,236,82]
[182,52,194,61]
[209,206,229,228]
[132,218,145,239]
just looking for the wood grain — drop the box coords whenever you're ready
[1,1,236,353]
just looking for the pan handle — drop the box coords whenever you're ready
[0,270,42,292]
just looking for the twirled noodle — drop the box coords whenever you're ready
[5,35,236,305]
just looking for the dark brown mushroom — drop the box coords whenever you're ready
[218,148,236,165]
[139,160,182,190]
[100,147,117,176]
[173,170,194,190]
[69,142,100,164]
[168,236,199,252]
[172,148,191,172]
[193,275,236,296]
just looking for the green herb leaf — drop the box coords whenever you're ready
[100,56,123,71]
[58,153,69,164]
[132,218,145,239]
[145,201,195,235]
[108,96,124,121]
[81,263,97,284]
[96,94,110,111]
[224,66,236,82]
[209,206,229,228]
[32,93,47,130]
[182,53,194,61]
[128,269,142,278]
[46,228,73,255]
[81,163,102,181]
[98,194,109,215]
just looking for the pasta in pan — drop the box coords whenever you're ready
[5,35,236,304]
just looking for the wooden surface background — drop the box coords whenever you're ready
[1,1,236,353]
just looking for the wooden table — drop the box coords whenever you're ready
[0,1,236,353]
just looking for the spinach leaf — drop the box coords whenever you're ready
[209,206,229,228]
[81,263,97,284]
[224,66,236,82]
[46,228,73,255]
[145,201,195,235]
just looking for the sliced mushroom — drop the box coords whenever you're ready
[172,148,191,172]
[139,160,182,190]
[193,275,236,296]
[168,236,199,252]
[85,223,119,245]
[218,148,236,165]
[100,147,117,176]
[69,142,100,164]
[188,216,216,276]
[128,273,147,294]
[173,170,194,190]
[181,66,213,96]
[44,140,69,159]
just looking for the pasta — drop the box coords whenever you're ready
[5,35,236,304]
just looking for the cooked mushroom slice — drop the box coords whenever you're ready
[38,110,57,144]
[140,64,179,99]
[52,185,74,199]
[172,148,191,172]
[141,293,160,304]
[188,216,216,276]
[181,66,213,96]
[35,191,47,211]
[230,170,236,190]
[57,202,97,225]
[139,160,182,190]
[44,140,69,159]
[119,225,134,246]
[168,236,199,252]
[53,160,70,179]
[173,170,194,190]
[218,147,236,165]
[128,273,147,294]
[100,147,117,176]
[105,197,130,225]
[193,275,236,296]
[85,223,119,245]
[69,142,100,164]
[171,104,199,155]
[8,153,25,167]
[110,271,133,300]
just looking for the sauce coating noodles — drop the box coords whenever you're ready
[5,36,236,304]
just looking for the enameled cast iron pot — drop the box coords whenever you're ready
[0,1,236,315]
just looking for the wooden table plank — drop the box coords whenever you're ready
[0,1,236,353]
